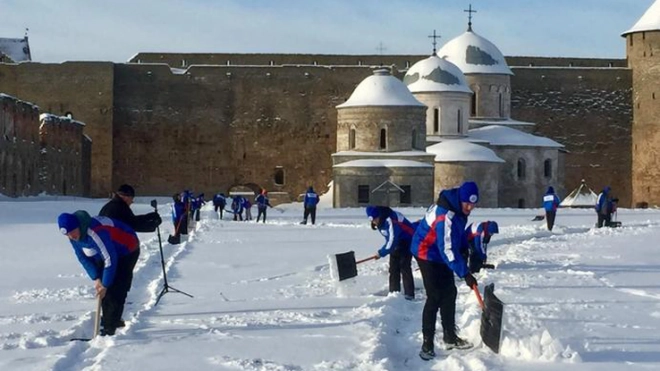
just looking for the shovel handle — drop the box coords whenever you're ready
[356,255,379,265]
[471,284,485,310]
[93,295,102,338]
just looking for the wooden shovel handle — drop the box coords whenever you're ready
[356,255,379,265]
[471,284,485,310]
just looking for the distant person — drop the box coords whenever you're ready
[58,211,140,336]
[98,184,162,233]
[212,193,227,219]
[231,196,244,221]
[542,186,560,231]
[301,186,319,225]
[168,193,186,244]
[411,181,480,360]
[366,205,417,300]
[255,190,273,223]
[465,221,499,273]
[242,196,253,221]
[191,193,205,222]
[595,186,612,228]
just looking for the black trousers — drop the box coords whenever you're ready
[99,249,140,330]
[416,258,457,340]
[597,212,611,228]
[214,205,224,219]
[303,206,317,225]
[256,206,268,223]
[388,246,415,297]
[233,210,243,221]
[545,210,556,231]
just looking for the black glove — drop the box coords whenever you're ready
[464,273,477,289]
[147,212,162,227]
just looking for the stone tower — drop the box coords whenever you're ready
[332,69,435,207]
[622,0,660,206]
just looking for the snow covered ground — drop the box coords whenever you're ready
[0,195,659,371]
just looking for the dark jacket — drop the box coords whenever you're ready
[99,195,161,233]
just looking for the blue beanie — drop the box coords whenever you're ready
[366,206,380,220]
[486,221,499,235]
[459,181,479,204]
[547,186,554,193]
[58,213,79,234]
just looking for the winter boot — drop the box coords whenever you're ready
[444,332,473,350]
[419,336,436,361]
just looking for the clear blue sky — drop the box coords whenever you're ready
[0,0,654,63]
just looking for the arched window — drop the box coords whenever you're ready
[517,158,526,180]
[498,93,503,117]
[274,167,285,186]
[518,198,525,208]
[544,159,552,178]
[433,108,439,133]
[349,128,356,149]
[457,109,462,133]
[379,128,387,149]
[412,129,417,149]
[471,94,477,116]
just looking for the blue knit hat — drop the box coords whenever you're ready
[366,206,380,220]
[459,181,479,204]
[58,213,79,235]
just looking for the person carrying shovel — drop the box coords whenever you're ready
[366,206,418,300]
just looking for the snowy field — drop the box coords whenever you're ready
[0,195,659,371]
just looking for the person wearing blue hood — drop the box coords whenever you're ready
[596,186,612,228]
[542,186,561,231]
[366,205,418,300]
[301,186,319,225]
[411,181,479,360]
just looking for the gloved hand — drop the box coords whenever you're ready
[147,212,162,227]
[464,273,477,289]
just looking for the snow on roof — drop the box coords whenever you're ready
[469,117,535,127]
[560,180,598,208]
[333,159,432,168]
[333,150,433,157]
[336,69,425,108]
[403,55,473,94]
[0,37,31,63]
[437,30,513,75]
[469,125,563,148]
[622,0,660,35]
[426,139,505,163]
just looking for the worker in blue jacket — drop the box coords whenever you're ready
[411,181,479,360]
[595,186,612,228]
[366,206,417,300]
[231,196,244,221]
[301,186,319,225]
[542,186,561,231]
[212,193,227,219]
[58,210,140,336]
[255,190,273,223]
[465,221,499,273]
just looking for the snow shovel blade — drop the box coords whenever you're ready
[480,283,504,354]
[531,215,545,221]
[607,221,622,228]
[329,251,358,281]
[71,296,101,341]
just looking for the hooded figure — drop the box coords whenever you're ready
[596,186,612,228]
[411,181,479,360]
[542,186,560,231]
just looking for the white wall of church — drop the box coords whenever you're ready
[466,74,511,119]
[412,91,472,137]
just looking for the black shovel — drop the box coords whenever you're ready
[531,215,545,221]
[71,296,101,341]
[472,283,504,354]
[328,251,378,281]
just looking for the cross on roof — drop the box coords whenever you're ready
[375,42,387,55]
[464,4,477,31]
[428,30,441,54]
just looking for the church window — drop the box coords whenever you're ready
[517,158,526,180]
[629,36,633,47]
[349,128,356,149]
[457,109,462,133]
[412,129,417,149]
[358,185,370,204]
[433,108,439,133]
[471,94,477,116]
[400,185,411,205]
[274,167,285,186]
[499,93,504,117]
[379,128,387,149]
[653,92,656,100]
[544,159,552,178]
[517,198,525,208]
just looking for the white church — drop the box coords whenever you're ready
[332,21,564,208]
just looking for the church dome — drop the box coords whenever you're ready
[403,55,472,94]
[427,139,504,163]
[437,30,513,75]
[337,69,425,108]
[622,0,660,35]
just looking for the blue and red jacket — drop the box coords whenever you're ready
[375,209,418,258]
[68,213,139,288]
[411,188,470,278]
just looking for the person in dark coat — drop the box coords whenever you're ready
[231,196,244,221]
[595,186,612,228]
[99,184,161,233]
[367,205,417,300]
[411,181,480,360]
[255,190,272,223]
[212,193,227,219]
[542,186,560,231]
[168,193,186,244]
[58,210,140,336]
[301,186,319,225]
